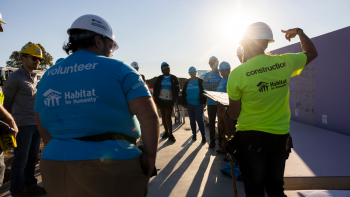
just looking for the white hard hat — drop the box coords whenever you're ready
[240,22,274,44]
[219,61,231,71]
[67,14,118,49]
[131,61,139,68]
[209,56,218,63]
[0,12,6,24]
[237,46,243,56]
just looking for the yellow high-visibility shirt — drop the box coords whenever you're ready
[0,92,4,105]
[227,53,307,134]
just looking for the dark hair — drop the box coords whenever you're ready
[63,29,107,55]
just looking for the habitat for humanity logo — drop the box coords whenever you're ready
[257,79,288,92]
[270,79,287,90]
[43,89,62,107]
[64,88,97,105]
[43,88,98,106]
[257,82,269,92]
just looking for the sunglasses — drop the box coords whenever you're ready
[24,55,43,63]
[162,66,169,70]
[106,39,118,53]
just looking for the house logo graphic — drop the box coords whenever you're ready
[43,89,62,107]
[257,82,269,92]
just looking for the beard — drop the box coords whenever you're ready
[101,41,111,57]
[30,63,39,70]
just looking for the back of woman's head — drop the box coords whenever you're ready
[63,29,107,55]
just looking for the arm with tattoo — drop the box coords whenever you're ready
[298,30,318,65]
[282,28,318,66]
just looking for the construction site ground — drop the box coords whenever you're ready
[0,116,348,197]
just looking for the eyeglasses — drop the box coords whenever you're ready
[23,55,43,63]
[106,38,118,53]
[162,66,169,70]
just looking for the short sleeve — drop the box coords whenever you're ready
[227,70,241,100]
[121,65,151,102]
[282,53,307,77]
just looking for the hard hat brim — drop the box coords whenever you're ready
[0,20,6,24]
[68,27,119,51]
[239,39,274,44]
[33,55,45,59]
[19,52,45,60]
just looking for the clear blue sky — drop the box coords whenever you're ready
[1,0,350,79]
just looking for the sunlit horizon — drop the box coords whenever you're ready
[1,0,350,79]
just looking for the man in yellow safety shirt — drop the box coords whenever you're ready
[226,22,318,197]
[0,11,6,105]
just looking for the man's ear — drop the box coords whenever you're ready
[21,56,26,63]
[94,36,103,51]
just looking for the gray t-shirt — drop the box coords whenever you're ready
[3,66,37,127]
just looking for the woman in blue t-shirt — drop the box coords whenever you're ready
[182,67,207,143]
[153,62,180,142]
[34,15,160,197]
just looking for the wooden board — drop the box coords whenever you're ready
[203,91,229,106]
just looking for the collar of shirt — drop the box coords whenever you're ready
[19,66,37,80]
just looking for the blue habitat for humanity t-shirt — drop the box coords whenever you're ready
[204,71,222,105]
[216,77,228,93]
[186,78,200,106]
[160,76,172,100]
[34,50,151,161]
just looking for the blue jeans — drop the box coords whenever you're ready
[237,131,289,197]
[187,103,206,139]
[10,125,41,195]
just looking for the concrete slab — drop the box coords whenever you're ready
[285,121,350,190]
[1,118,347,196]
[0,165,49,197]
[298,190,350,197]
[148,117,244,197]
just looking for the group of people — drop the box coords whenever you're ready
[180,53,242,155]
[0,12,48,197]
[152,52,241,153]
[0,10,319,197]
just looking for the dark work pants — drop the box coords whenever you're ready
[207,105,222,142]
[10,126,41,196]
[237,131,289,197]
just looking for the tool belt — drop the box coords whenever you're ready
[74,132,136,145]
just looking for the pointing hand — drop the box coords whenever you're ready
[281,28,301,42]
